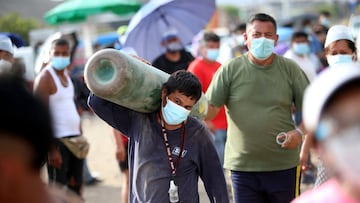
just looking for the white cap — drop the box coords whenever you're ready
[303,63,360,133]
[324,25,354,48]
[0,36,13,55]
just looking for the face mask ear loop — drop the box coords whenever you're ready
[160,96,167,119]
[352,53,357,62]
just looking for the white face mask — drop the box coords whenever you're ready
[325,127,360,188]
[327,54,353,66]
[0,59,12,73]
[166,42,183,53]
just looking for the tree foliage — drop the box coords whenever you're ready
[218,5,242,30]
[220,5,240,19]
[0,12,40,45]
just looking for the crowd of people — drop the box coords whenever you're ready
[1,8,360,203]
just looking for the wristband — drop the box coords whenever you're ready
[295,127,305,139]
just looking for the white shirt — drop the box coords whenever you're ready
[284,50,319,82]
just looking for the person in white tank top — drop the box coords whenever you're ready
[33,38,84,196]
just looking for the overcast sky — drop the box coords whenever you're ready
[216,0,263,6]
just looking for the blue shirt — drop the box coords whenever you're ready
[88,94,229,203]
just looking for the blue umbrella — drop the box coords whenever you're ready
[95,32,119,47]
[121,0,216,61]
[0,32,26,47]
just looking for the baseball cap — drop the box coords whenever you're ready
[303,63,360,133]
[324,25,354,48]
[161,28,179,42]
[0,36,14,55]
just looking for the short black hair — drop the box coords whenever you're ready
[247,13,277,32]
[203,31,220,43]
[51,38,70,47]
[291,31,309,42]
[234,23,247,33]
[320,11,331,17]
[163,70,202,102]
[0,73,54,170]
[301,18,312,27]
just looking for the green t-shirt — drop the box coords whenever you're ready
[206,54,309,171]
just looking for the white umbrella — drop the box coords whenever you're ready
[121,0,216,62]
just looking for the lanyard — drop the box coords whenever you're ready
[161,119,186,179]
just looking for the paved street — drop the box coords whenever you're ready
[82,113,123,203]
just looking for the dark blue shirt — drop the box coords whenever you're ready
[88,94,229,203]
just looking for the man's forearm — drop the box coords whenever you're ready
[205,104,221,121]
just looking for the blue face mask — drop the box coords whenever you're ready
[293,43,310,55]
[304,26,312,34]
[315,120,332,141]
[327,54,353,66]
[51,56,70,70]
[206,48,219,61]
[320,18,330,27]
[250,37,275,60]
[161,97,191,125]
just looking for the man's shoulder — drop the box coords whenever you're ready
[181,49,194,56]
[186,117,215,143]
[128,110,156,125]
[187,117,207,132]
[229,54,248,63]
[188,58,204,70]
[152,54,166,64]
[35,66,53,84]
[220,55,248,71]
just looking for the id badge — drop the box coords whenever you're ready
[169,180,179,203]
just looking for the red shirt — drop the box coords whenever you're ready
[188,58,227,129]
[113,128,128,145]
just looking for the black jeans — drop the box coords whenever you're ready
[47,138,84,195]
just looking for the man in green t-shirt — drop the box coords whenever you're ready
[205,13,309,203]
